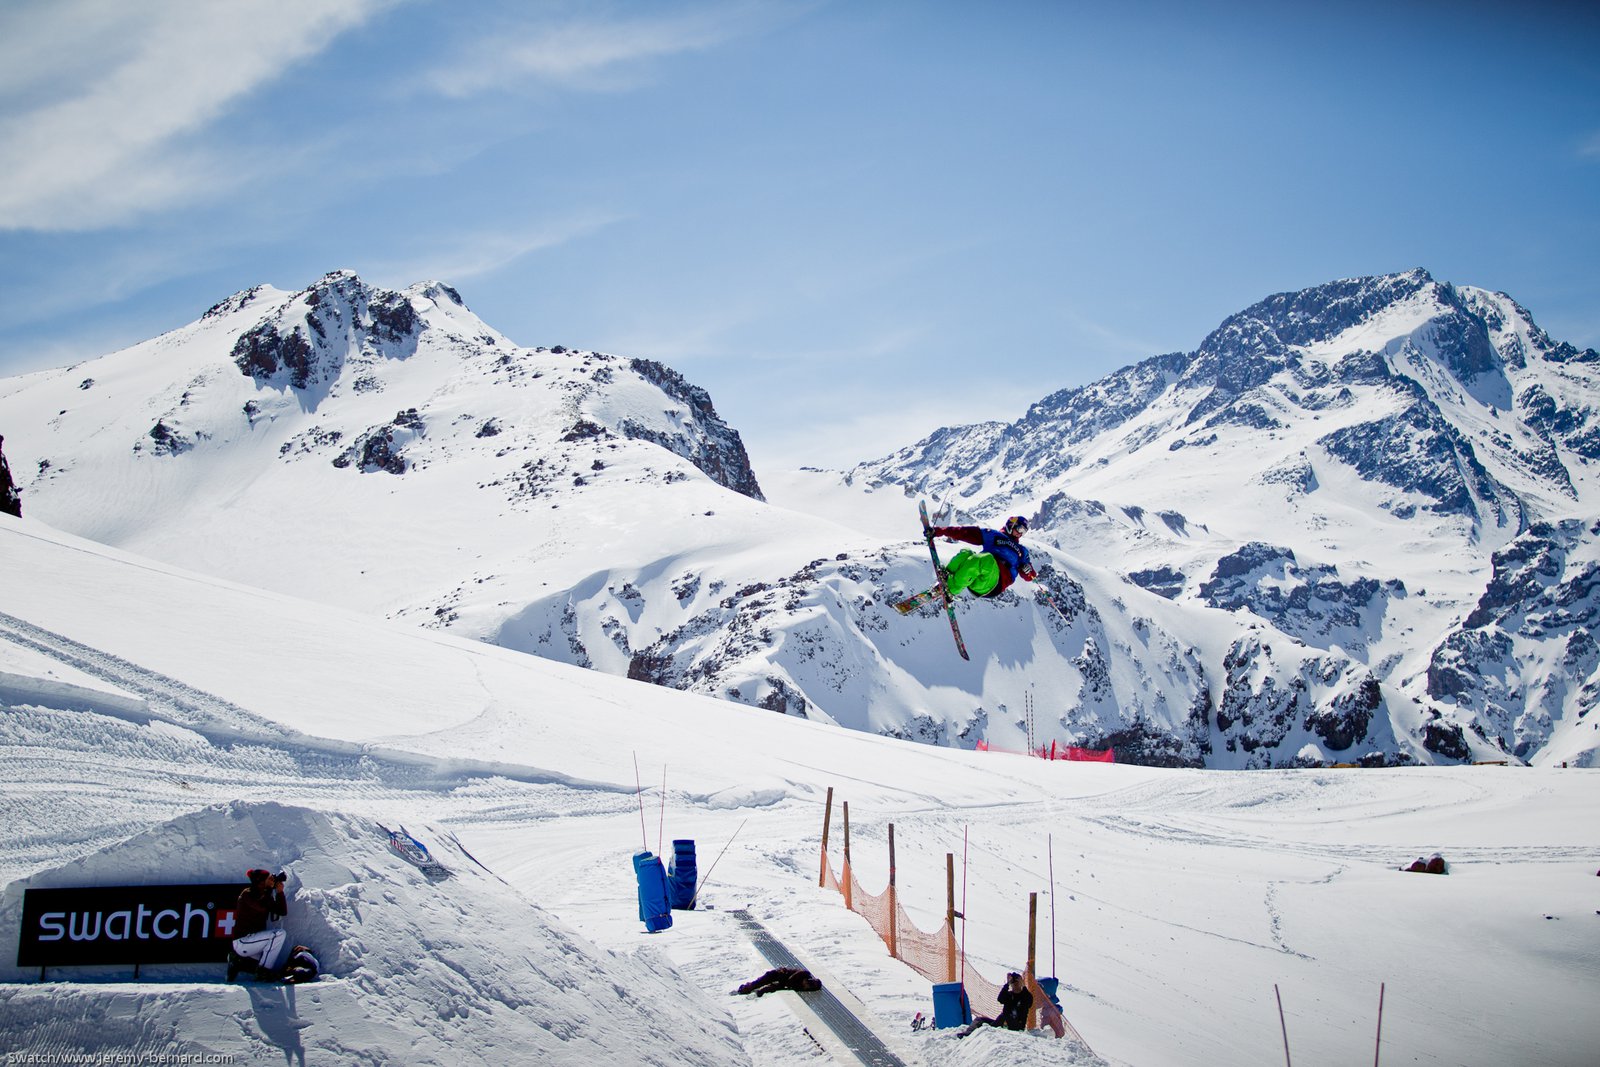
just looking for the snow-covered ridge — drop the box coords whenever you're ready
[847,270,1600,766]
[1,268,1596,768]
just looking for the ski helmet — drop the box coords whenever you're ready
[1003,515,1029,539]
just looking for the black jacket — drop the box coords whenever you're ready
[996,983,1030,1030]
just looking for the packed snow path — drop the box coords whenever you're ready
[732,908,909,1067]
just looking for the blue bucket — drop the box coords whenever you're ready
[931,981,971,1028]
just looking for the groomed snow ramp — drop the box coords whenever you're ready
[0,801,750,1066]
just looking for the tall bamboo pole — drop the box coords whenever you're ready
[842,801,852,911]
[1026,891,1040,1029]
[887,823,898,958]
[818,787,834,887]
[945,853,958,983]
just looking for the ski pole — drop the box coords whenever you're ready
[1036,588,1071,622]
[689,818,748,909]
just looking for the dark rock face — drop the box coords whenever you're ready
[1215,638,1305,761]
[626,359,764,500]
[1199,542,1401,651]
[1305,676,1380,751]
[1426,520,1600,758]
[146,420,195,457]
[233,324,316,389]
[231,272,424,392]
[1127,565,1185,599]
[1421,717,1471,761]
[1084,719,1205,768]
[0,435,20,517]
[1317,400,1509,521]
[332,409,424,475]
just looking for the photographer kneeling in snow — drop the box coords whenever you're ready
[957,972,1030,1038]
[228,868,289,981]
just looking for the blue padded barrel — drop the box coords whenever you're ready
[667,838,698,909]
[632,850,673,932]
[931,981,970,1028]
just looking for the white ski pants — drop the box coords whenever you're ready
[233,929,288,971]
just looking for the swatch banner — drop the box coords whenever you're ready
[17,883,247,967]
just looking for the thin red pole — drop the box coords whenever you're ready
[960,825,969,985]
[632,752,648,851]
[1048,833,1057,976]
[1276,984,1292,1067]
[658,765,667,856]
[1374,983,1385,1067]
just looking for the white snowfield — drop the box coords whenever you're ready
[1,514,1597,1066]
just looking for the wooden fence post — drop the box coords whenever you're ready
[945,853,958,983]
[1026,891,1039,1029]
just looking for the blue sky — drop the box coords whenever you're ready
[1,0,1596,470]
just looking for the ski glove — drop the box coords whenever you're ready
[1019,564,1037,582]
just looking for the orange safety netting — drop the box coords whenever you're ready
[819,833,1090,1046]
[820,851,1004,1023]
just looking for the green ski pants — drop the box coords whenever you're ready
[946,549,999,598]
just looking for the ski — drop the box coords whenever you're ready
[892,587,939,615]
[919,500,969,660]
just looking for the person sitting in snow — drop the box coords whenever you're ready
[732,967,823,996]
[930,516,1036,599]
[957,972,1030,1038]
[281,944,320,984]
[228,868,288,981]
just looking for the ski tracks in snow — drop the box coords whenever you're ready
[0,611,642,883]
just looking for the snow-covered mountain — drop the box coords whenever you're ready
[2,268,1596,768]
[850,270,1600,765]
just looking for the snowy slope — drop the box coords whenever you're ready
[2,514,1598,1066]
[1,269,1596,769]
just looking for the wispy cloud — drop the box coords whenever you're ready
[742,385,1039,473]
[1580,130,1600,160]
[369,212,627,287]
[0,0,391,231]
[1055,300,1169,362]
[420,2,796,98]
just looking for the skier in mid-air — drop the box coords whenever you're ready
[896,513,1037,621]
[930,515,1037,599]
